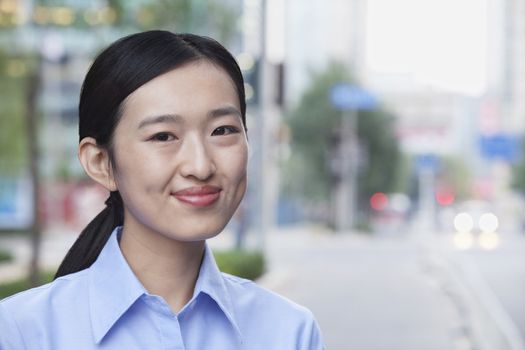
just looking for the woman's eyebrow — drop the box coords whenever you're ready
[138,114,181,129]
[137,107,241,129]
[208,106,242,119]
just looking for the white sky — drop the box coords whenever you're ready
[365,0,488,96]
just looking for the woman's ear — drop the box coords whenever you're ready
[78,137,117,191]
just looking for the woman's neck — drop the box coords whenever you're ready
[119,223,205,313]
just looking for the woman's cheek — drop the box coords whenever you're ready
[222,146,248,178]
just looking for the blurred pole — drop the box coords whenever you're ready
[418,167,436,232]
[26,54,42,287]
[242,0,273,251]
[335,109,357,231]
[256,0,268,250]
[243,0,269,250]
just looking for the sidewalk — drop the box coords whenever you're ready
[0,229,76,283]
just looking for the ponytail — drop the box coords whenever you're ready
[54,191,124,279]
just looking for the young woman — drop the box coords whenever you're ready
[0,31,324,349]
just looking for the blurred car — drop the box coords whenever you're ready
[452,200,499,234]
[450,200,501,250]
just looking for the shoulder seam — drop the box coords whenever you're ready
[0,282,53,303]
[0,269,88,303]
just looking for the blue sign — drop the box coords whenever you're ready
[416,154,440,173]
[330,83,377,111]
[0,177,33,229]
[480,134,521,163]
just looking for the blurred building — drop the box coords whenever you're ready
[377,86,478,158]
[363,0,525,167]
[488,0,525,133]
[283,0,367,106]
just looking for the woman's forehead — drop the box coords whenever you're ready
[119,61,240,126]
[130,61,236,99]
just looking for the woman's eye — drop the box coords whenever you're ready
[150,132,176,142]
[212,126,239,136]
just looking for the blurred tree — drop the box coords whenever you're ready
[512,141,525,193]
[30,1,238,45]
[137,0,238,43]
[355,108,401,204]
[0,53,32,176]
[0,49,41,285]
[25,55,43,287]
[437,156,472,200]
[282,62,403,225]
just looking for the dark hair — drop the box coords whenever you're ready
[55,30,246,279]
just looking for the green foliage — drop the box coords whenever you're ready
[134,0,238,44]
[283,63,350,200]
[438,156,472,200]
[0,270,55,300]
[213,250,265,281]
[0,249,13,264]
[513,166,525,193]
[30,1,238,44]
[0,53,33,176]
[512,141,525,193]
[283,62,402,209]
[391,153,412,195]
[356,109,401,202]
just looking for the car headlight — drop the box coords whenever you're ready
[454,212,474,233]
[479,212,498,233]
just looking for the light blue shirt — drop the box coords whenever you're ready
[0,227,324,349]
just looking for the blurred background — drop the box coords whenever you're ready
[1,0,525,349]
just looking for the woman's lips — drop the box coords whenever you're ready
[172,186,221,207]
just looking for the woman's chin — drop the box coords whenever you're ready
[158,225,225,243]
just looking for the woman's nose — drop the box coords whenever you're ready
[178,136,216,181]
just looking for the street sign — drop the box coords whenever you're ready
[0,177,33,229]
[416,154,439,173]
[330,83,377,111]
[479,134,521,163]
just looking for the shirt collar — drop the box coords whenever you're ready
[88,227,243,344]
[193,244,243,342]
[88,227,146,344]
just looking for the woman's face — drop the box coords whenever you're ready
[110,60,248,242]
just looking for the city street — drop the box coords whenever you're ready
[258,226,525,350]
[469,237,525,338]
[443,230,525,350]
[258,227,460,350]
